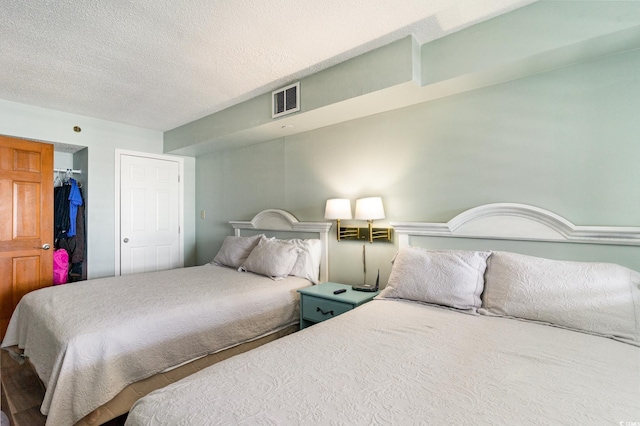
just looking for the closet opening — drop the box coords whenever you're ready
[53,143,88,283]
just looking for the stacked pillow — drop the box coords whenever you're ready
[212,234,263,269]
[212,234,322,283]
[378,247,490,311]
[239,237,301,280]
[480,251,640,346]
[378,247,640,346]
[286,238,322,284]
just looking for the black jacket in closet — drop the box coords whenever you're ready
[54,184,72,241]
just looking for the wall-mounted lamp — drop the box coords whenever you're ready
[355,197,391,243]
[324,197,392,243]
[324,198,358,241]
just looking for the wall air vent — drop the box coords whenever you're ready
[272,82,300,118]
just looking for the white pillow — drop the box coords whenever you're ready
[212,234,264,269]
[480,251,640,346]
[286,239,322,284]
[378,247,490,311]
[240,238,301,280]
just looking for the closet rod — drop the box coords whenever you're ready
[54,168,82,174]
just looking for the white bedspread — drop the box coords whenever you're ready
[126,299,640,426]
[1,265,308,426]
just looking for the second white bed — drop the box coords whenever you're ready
[125,298,639,425]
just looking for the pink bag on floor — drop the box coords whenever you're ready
[53,248,69,285]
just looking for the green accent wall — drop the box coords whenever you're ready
[187,2,640,284]
[421,0,640,85]
[165,37,414,154]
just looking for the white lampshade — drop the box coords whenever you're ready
[324,198,352,220]
[355,197,385,220]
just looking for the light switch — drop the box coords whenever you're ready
[200,210,206,219]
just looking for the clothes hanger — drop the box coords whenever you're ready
[54,170,63,187]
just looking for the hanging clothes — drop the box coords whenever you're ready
[54,175,86,283]
[67,178,83,237]
[54,184,71,242]
[69,185,85,282]
[60,203,86,281]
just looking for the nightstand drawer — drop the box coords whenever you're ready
[302,295,352,323]
[298,282,378,329]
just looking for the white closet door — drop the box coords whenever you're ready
[120,155,180,275]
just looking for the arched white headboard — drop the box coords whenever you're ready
[229,209,332,282]
[391,203,640,248]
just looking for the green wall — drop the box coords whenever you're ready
[165,37,414,154]
[190,3,640,284]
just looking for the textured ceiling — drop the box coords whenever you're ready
[0,0,534,131]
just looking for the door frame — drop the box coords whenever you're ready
[114,149,184,276]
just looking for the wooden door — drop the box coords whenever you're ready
[120,154,180,275]
[0,136,53,339]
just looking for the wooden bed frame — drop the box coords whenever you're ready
[1,209,330,426]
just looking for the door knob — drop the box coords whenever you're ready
[123,238,129,243]
[41,243,51,250]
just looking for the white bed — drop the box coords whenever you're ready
[1,209,330,426]
[125,203,640,426]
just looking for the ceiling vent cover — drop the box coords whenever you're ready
[272,82,300,118]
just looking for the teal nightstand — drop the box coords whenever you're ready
[297,282,379,329]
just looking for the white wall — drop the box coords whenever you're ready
[53,151,74,169]
[0,99,196,278]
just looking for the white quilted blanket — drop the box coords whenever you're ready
[126,299,640,425]
[1,265,308,426]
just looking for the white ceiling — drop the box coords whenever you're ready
[0,0,534,132]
